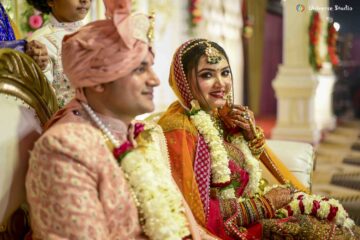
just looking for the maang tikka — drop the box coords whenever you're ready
[204,42,222,64]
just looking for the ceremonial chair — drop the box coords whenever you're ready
[0,49,58,239]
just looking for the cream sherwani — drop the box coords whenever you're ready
[26,103,216,239]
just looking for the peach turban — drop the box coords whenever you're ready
[44,0,154,129]
[62,0,154,101]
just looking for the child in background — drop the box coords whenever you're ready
[26,0,91,107]
[0,2,48,69]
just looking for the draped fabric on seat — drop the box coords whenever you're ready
[0,49,58,239]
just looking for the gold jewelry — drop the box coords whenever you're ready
[147,12,155,46]
[241,112,251,120]
[225,92,233,105]
[204,41,222,64]
[248,126,265,156]
[182,40,223,64]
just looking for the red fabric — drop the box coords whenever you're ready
[206,198,264,240]
[194,135,211,218]
[171,40,195,108]
[245,223,263,239]
[24,231,32,240]
[228,160,249,197]
[206,199,233,240]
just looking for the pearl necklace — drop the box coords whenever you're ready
[81,102,120,147]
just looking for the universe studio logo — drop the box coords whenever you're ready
[309,5,353,11]
[296,4,305,12]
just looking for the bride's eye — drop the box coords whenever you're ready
[199,72,212,79]
[222,69,230,77]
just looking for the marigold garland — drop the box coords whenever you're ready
[309,11,322,71]
[188,0,202,34]
[327,22,339,67]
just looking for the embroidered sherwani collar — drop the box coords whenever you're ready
[49,14,84,31]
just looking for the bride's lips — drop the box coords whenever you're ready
[209,91,225,99]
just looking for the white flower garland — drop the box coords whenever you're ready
[274,191,355,229]
[188,102,355,230]
[190,110,231,184]
[121,125,190,240]
[230,135,262,197]
[82,103,190,240]
[189,102,261,198]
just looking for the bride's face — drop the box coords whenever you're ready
[190,55,232,111]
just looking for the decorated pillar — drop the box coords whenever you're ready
[271,0,321,143]
[312,0,337,131]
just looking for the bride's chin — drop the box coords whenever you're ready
[210,101,226,110]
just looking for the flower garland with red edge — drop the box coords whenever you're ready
[82,102,191,239]
[309,11,323,71]
[188,100,261,199]
[188,0,202,34]
[119,123,191,240]
[327,22,339,67]
[113,122,144,161]
[275,192,355,230]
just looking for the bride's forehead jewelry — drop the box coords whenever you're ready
[182,40,222,64]
[204,41,222,64]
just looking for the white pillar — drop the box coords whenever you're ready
[311,0,337,131]
[272,0,321,143]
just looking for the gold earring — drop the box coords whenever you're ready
[226,93,233,106]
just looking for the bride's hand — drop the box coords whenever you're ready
[218,103,256,140]
[264,187,293,210]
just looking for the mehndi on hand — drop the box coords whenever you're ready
[218,103,257,140]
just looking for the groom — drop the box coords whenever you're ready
[25,0,217,239]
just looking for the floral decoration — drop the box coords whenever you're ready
[82,101,190,239]
[188,0,202,34]
[309,11,322,71]
[113,123,145,162]
[243,17,253,39]
[188,100,261,198]
[275,192,355,229]
[120,123,191,240]
[326,22,339,67]
[20,4,49,37]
